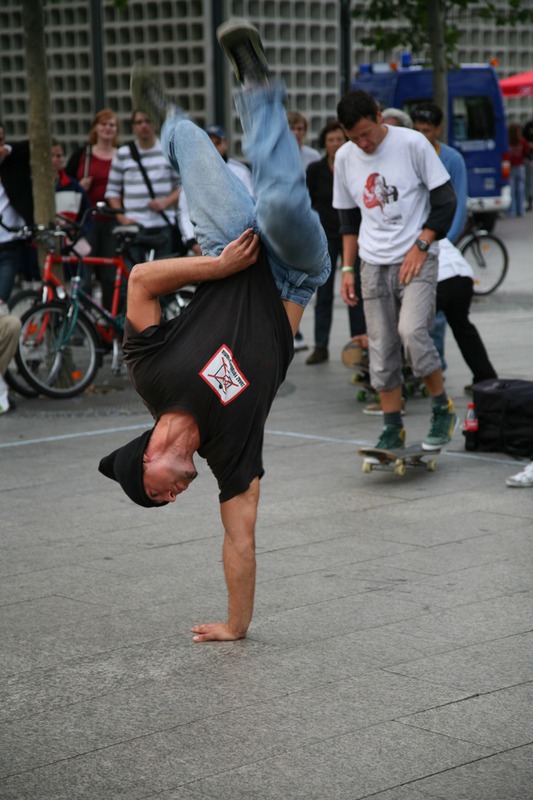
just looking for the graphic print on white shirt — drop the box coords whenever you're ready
[363,172,399,220]
[200,344,249,405]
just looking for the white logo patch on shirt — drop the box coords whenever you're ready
[200,344,249,405]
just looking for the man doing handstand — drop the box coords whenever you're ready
[98,19,330,643]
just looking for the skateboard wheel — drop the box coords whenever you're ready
[422,386,430,397]
[362,462,372,474]
[427,460,437,471]
[356,389,367,402]
[394,462,406,477]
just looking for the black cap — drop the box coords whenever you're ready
[98,428,168,508]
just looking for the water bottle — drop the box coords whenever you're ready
[462,402,479,451]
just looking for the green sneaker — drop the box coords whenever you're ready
[216,18,271,86]
[423,398,457,451]
[130,60,175,131]
[365,425,405,464]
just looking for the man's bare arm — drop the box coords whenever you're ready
[340,233,359,306]
[191,477,260,642]
[127,228,260,331]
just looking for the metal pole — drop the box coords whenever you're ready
[89,0,105,110]
[340,0,352,97]
[211,0,225,127]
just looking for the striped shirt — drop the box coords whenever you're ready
[105,139,180,228]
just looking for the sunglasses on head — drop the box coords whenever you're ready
[412,109,439,124]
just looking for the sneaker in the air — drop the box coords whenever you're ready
[365,425,406,465]
[422,397,456,451]
[506,461,533,487]
[216,18,271,86]
[130,60,175,131]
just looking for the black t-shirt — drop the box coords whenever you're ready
[123,250,293,502]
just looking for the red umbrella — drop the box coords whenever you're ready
[499,70,533,97]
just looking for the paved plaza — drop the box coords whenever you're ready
[1,216,532,799]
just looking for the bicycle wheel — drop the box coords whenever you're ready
[16,300,100,398]
[460,233,509,296]
[160,287,196,321]
[5,289,41,397]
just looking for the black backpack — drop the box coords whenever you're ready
[473,379,533,458]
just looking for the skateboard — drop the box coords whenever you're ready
[341,340,377,402]
[358,444,440,476]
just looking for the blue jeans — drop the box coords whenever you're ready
[161,81,330,307]
[509,164,526,216]
[0,241,24,303]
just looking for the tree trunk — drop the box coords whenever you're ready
[427,0,448,143]
[21,0,56,263]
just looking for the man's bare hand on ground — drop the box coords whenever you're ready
[217,228,260,277]
[191,622,247,643]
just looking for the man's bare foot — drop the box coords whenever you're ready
[191,622,247,643]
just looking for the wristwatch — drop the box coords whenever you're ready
[415,238,430,252]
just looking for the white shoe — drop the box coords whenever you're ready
[506,462,533,487]
[0,372,10,413]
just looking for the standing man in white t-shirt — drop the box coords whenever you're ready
[333,90,458,456]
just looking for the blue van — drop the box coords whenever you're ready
[352,63,510,229]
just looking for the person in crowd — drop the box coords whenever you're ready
[205,124,254,197]
[412,102,497,391]
[305,119,361,365]
[411,101,466,373]
[334,89,457,458]
[505,122,531,217]
[105,108,181,267]
[0,122,34,311]
[52,139,93,280]
[99,19,330,642]
[287,110,321,170]
[66,108,120,307]
[381,107,413,129]
[287,109,321,352]
[0,313,20,413]
[523,118,533,212]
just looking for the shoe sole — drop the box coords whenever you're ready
[216,18,269,83]
[130,60,166,129]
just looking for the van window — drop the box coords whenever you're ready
[452,96,495,141]
[403,95,496,141]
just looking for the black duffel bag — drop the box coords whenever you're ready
[473,378,533,457]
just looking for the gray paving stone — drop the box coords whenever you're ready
[384,631,533,692]
[368,558,533,610]
[398,682,533,749]
[160,721,494,799]
[377,593,533,649]
[414,743,533,800]
[0,667,473,776]
[372,525,532,576]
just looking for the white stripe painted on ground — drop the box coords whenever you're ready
[0,425,522,466]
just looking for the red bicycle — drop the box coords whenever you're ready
[4,204,193,398]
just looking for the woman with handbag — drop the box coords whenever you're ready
[65,108,120,308]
